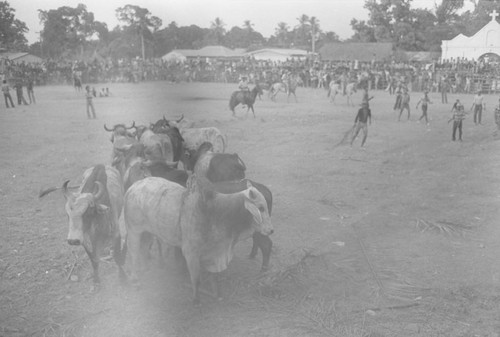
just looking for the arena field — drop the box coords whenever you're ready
[1,82,500,337]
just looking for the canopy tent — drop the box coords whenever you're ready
[441,10,500,61]
[162,51,188,63]
[162,46,244,61]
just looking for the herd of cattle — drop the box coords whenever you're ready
[39,116,274,304]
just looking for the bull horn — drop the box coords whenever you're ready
[62,180,71,199]
[93,181,104,200]
[176,114,184,123]
[126,121,136,130]
[237,155,247,171]
[163,115,168,121]
[103,124,114,132]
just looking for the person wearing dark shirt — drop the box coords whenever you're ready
[398,89,411,121]
[14,80,28,105]
[351,102,372,147]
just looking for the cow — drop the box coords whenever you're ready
[182,141,214,172]
[229,85,263,118]
[194,150,246,183]
[191,145,274,271]
[178,127,226,154]
[142,160,189,187]
[111,143,149,191]
[39,164,126,290]
[213,179,273,271]
[104,122,137,161]
[122,175,273,304]
[139,128,175,164]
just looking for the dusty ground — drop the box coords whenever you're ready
[1,81,500,337]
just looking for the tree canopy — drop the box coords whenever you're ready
[0,1,28,51]
[5,0,497,59]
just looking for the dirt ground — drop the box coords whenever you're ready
[1,81,500,337]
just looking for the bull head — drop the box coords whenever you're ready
[243,181,273,236]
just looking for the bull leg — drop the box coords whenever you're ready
[251,232,273,272]
[127,231,143,286]
[250,105,255,118]
[112,235,128,284]
[207,272,222,300]
[184,251,201,305]
[83,245,100,291]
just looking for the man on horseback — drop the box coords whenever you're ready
[238,75,250,92]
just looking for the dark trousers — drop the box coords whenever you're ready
[16,91,28,105]
[452,120,462,141]
[473,105,482,124]
[419,104,428,123]
[4,93,14,108]
[28,90,36,104]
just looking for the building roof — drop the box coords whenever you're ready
[163,46,244,59]
[0,52,43,64]
[395,51,441,62]
[319,43,393,62]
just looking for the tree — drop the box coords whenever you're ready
[39,4,106,59]
[210,17,226,44]
[116,5,162,60]
[243,20,254,32]
[273,22,290,47]
[0,1,28,51]
[294,14,310,47]
[310,16,320,52]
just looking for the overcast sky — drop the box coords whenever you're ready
[9,0,454,45]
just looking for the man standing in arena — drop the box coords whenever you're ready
[85,85,96,119]
[351,101,372,147]
[471,91,485,125]
[449,99,466,141]
[416,91,432,125]
[398,88,411,121]
[2,79,14,108]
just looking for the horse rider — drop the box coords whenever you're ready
[281,70,290,93]
[238,75,250,91]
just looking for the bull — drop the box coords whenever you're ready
[122,175,272,304]
[39,164,126,290]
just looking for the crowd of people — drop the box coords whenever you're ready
[1,53,500,95]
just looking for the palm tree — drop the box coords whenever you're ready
[243,20,254,32]
[275,22,289,47]
[295,14,310,46]
[210,17,226,44]
[310,16,320,52]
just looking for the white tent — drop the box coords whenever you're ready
[161,50,189,63]
[441,10,500,61]
[246,48,309,62]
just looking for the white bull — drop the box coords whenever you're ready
[122,175,273,304]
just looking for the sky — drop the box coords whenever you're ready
[8,0,460,45]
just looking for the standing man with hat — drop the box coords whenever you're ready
[449,99,466,141]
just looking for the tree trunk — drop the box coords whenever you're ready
[141,33,145,60]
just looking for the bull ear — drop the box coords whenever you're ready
[95,204,109,214]
[244,200,262,225]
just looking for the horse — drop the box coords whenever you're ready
[328,81,357,106]
[229,84,263,118]
[269,76,298,102]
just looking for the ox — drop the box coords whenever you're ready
[178,127,226,154]
[104,122,137,161]
[39,164,126,289]
[192,145,273,271]
[122,176,272,304]
[182,142,214,172]
[139,128,175,164]
[229,85,263,118]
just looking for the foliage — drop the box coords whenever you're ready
[0,1,28,51]
[39,4,107,59]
